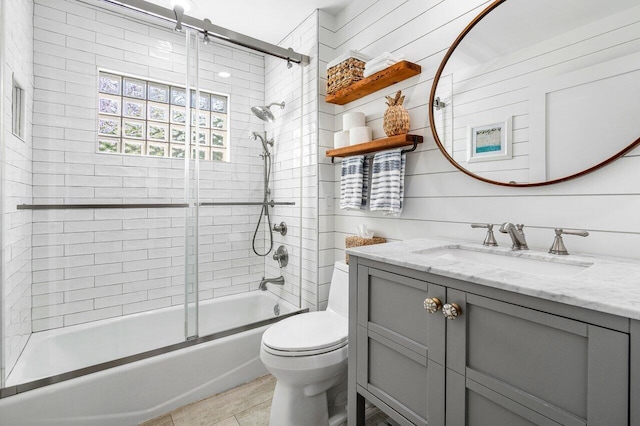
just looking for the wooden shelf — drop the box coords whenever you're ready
[326,134,423,160]
[325,60,421,105]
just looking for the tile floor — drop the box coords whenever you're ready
[141,375,275,426]
[141,374,393,426]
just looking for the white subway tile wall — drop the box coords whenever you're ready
[264,11,319,311]
[29,0,276,331]
[3,0,34,379]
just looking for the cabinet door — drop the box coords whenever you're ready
[356,265,446,426]
[446,289,629,426]
[446,369,562,426]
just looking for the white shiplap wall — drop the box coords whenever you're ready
[30,0,270,331]
[2,0,34,380]
[320,0,640,276]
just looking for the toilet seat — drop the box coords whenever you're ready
[262,311,347,357]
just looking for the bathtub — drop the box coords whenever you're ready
[0,291,300,426]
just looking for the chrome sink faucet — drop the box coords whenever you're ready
[499,223,528,250]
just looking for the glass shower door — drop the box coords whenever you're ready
[0,2,198,388]
[184,28,199,340]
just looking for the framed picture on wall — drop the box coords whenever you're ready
[467,117,512,163]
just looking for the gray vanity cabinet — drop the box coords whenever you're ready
[353,265,446,426]
[348,257,631,426]
[445,289,629,426]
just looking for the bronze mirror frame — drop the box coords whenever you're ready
[428,0,640,187]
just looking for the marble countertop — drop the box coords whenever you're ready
[346,238,640,320]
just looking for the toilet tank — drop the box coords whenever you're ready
[327,261,349,318]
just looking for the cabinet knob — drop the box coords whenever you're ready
[442,303,462,320]
[423,297,442,314]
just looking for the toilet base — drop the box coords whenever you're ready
[268,373,347,426]
[327,376,348,426]
[270,381,329,426]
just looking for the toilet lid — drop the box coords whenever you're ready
[262,311,347,355]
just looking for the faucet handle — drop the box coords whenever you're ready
[273,221,287,236]
[470,223,498,247]
[556,228,589,237]
[471,223,492,229]
[273,245,289,268]
[549,228,589,255]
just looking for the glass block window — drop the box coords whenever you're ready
[98,71,229,161]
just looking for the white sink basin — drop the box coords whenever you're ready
[412,246,593,278]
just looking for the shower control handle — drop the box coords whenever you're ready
[273,245,288,268]
[273,222,287,236]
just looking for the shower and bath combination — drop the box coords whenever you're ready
[250,102,285,259]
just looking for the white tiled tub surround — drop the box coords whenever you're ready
[320,0,640,267]
[29,0,273,332]
[2,0,34,381]
[263,10,320,311]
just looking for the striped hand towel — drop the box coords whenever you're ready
[340,155,366,210]
[362,157,370,208]
[369,149,406,216]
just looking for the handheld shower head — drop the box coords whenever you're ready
[251,102,285,123]
[248,131,273,152]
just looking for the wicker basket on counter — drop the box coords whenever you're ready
[345,235,387,264]
[327,57,366,95]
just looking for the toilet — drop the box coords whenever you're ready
[260,261,349,426]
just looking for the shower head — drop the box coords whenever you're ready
[249,131,274,152]
[251,102,285,123]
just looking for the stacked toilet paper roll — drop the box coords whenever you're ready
[333,131,350,148]
[349,126,372,145]
[333,111,373,148]
[343,112,365,130]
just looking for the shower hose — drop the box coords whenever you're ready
[252,150,274,257]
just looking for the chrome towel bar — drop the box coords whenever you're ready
[17,201,296,210]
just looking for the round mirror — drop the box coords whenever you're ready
[429,0,640,187]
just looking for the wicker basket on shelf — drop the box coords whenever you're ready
[327,57,366,95]
[345,235,387,264]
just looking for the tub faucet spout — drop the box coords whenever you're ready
[259,276,284,291]
[499,222,528,250]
